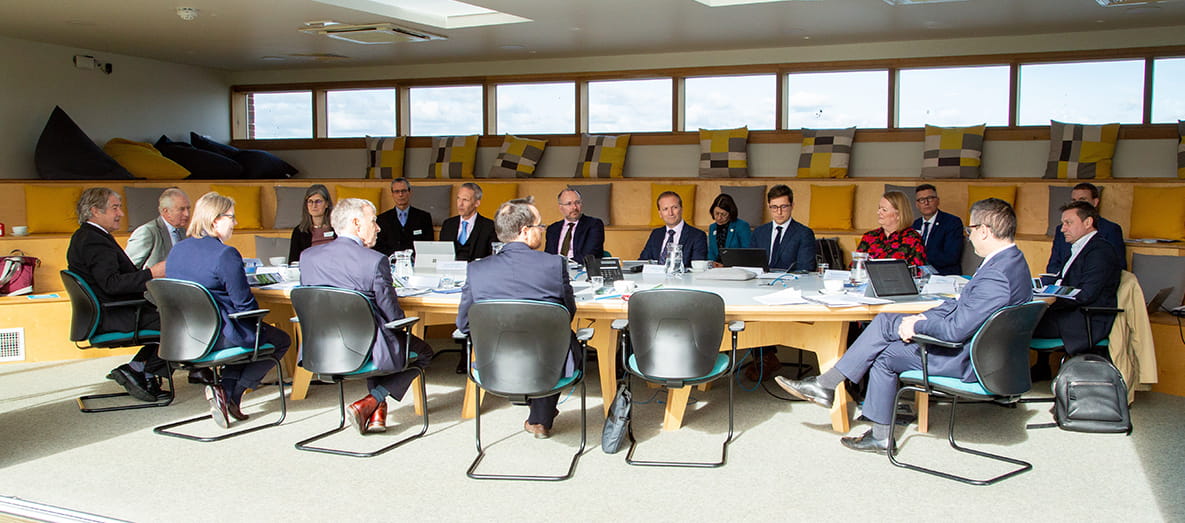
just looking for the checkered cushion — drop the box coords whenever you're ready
[1177,121,1184,179]
[365,136,406,179]
[797,127,854,178]
[698,127,749,178]
[575,134,630,178]
[1043,121,1120,179]
[428,135,479,179]
[921,124,985,179]
[487,135,547,178]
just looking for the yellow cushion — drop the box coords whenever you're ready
[1044,121,1120,179]
[699,127,749,178]
[488,135,547,178]
[365,136,406,179]
[576,134,631,178]
[798,128,855,179]
[335,185,383,211]
[209,184,262,229]
[429,135,479,179]
[1130,186,1185,240]
[24,185,84,234]
[648,183,697,227]
[102,138,190,180]
[475,183,519,214]
[808,184,856,230]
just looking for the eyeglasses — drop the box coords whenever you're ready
[964,223,988,235]
[559,200,582,207]
[768,204,792,211]
[526,224,546,230]
[219,213,236,220]
[391,189,411,194]
[306,199,326,205]
[916,196,938,204]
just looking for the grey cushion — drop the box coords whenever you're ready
[720,185,767,229]
[568,183,612,226]
[274,186,308,230]
[123,186,166,232]
[254,236,291,265]
[883,183,920,224]
[415,184,453,227]
[1132,253,1185,310]
[1046,186,1074,237]
[960,237,983,277]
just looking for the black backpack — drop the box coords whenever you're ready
[1051,354,1132,434]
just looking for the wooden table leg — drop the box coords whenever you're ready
[662,386,693,431]
[915,391,929,433]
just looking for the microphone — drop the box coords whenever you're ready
[766,261,796,286]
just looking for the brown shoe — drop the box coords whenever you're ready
[226,402,250,421]
[744,349,783,382]
[346,395,380,435]
[366,402,388,433]
[523,421,551,439]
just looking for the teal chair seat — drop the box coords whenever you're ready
[472,368,582,392]
[899,370,992,398]
[340,351,421,377]
[91,330,161,345]
[191,343,275,365]
[627,354,730,386]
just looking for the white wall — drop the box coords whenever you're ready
[0,35,230,179]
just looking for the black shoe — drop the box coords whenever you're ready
[774,376,835,408]
[455,357,468,375]
[109,364,156,402]
[1029,363,1053,383]
[145,376,171,401]
[840,429,892,454]
[188,368,216,385]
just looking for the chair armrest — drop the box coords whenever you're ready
[1081,306,1123,316]
[729,320,745,332]
[452,328,467,341]
[911,334,962,349]
[384,316,420,331]
[104,298,149,309]
[575,328,594,342]
[611,319,629,331]
[229,309,270,320]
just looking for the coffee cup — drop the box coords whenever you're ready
[613,280,635,294]
[690,260,709,272]
[11,225,28,236]
[268,256,287,267]
[823,279,843,292]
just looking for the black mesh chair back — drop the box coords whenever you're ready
[291,286,377,375]
[60,270,101,342]
[627,289,725,382]
[468,300,572,400]
[146,279,222,363]
[970,301,1048,397]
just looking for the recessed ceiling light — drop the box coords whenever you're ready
[694,0,796,6]
[882,0,968,5]
[260,56,286,61]
[312,0,530,29]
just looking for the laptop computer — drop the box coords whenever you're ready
[1147,286,1173,315]
[413,241,456,270]
[720,248,768,272]
[865,258,920,299]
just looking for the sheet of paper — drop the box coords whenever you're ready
[805,293,893,307]
[823,269,850,280]
[922,275,963,295]
[754,288,807,305]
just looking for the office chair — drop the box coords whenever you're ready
[146,278,286,442]
[291,286,427,458]
[463,299,591,481]
[60,270,173,413]
[612,288,744,468]
[888,300,1048,486]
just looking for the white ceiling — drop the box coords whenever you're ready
[0,0,1183,72]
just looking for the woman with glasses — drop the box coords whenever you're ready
[166,192,291,428]
[707,193,752,265]
[856,191,927,268]
[288,184,335,263]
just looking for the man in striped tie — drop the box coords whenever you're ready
[544,188,605,263]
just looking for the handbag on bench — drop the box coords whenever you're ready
[0,250,40,297]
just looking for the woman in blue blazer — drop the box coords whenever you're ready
[707,193,752,264]
[166,192,291,428]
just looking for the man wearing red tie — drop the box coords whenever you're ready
[544,188,605,262]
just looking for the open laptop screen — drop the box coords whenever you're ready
[866,259,919,298]
[720,248,768,271]
[413,241,456,269]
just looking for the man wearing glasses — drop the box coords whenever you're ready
[912,184,964,275]
[374,177,434,256]
[544,188,605,262]
[751,184,816,272]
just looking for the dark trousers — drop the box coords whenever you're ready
[221,323,291,404]
[527,394,561,429]
[369,335,435,401]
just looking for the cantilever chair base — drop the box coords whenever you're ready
[466,377,587,481]
[295,367,429,458]
[78,373,176,413]
[153,354,287,443]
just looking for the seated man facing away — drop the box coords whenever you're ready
[638,191,707,267]
[751,184,816,272]
[1047,182,1126,273]
[544,188,605,262]
[300,198,435,434]
[67,187,169,402]
[777,198,1033,453]
[457,197,580,439]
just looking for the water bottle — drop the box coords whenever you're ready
[850,252,869,284]
[389,250,414,284]
[665,242,685,276]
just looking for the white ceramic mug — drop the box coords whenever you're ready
[11,225,28,236]
[823,279,843,292]
[268,256,287,267]
[690,260,709,272]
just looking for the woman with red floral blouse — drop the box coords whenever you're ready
[856,191,927,268]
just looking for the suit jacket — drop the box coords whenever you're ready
[374,206,434,256]
[440,213,496,261]
[544,214,606,262]
[1038,233,1122,354]
[912,210,965,276]
[125,216,174,269]
[1048,215,1125,273]
[66,224,157,333]
[457,242,578,374]
[165,236,260,350]
[707,219,753,263]
[300,236,409,373]
[639,223,708,267]
[751,220,817,271]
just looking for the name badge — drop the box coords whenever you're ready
[323,231,335,238]
[412,229,423,235]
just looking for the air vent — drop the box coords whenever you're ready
[300,22,446,45]
[0,328,24,362]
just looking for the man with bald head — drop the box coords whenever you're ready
[544,188,605,262]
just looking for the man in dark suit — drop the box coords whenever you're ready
[125,187,190,269]
[638,191,707,267]
[457,197,579,439]
[777,198,1032,453]
[545,188,605,262]
[301,198,435,434]
[751,184,816,272]
[912,184,964,275]
[66,187,168,402]
[373,177,434,256]
[440,182,496,261]
[1047,182,1126,273]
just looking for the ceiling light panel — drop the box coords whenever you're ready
[694,0,797,6]
[313,0,530,29]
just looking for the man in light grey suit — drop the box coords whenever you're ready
[126,187,190,269]
[300,198,435,435]
[777,198,1033,453]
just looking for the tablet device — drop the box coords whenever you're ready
[720,248,768,271]
[865,258,919,298]
[413,241,456,270]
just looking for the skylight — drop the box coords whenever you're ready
[313,0,530,29]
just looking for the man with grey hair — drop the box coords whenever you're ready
[440,182,496,261]
[300,198,435,434]
[66,187,169,402]
[545,187,605,262]
[457,197,579,439]
[126,187,191,269]
[374,177,434,256]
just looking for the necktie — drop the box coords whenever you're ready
[459,221,469,244]
[771,225,784,264]
[560,222,575,259]
[921,221,931,246]
[172,227,183,244]
[660,229,675,263]
[398,209,408,227]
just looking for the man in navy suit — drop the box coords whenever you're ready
[457,197,579,439]
[751,184,816,272]
[912,184,964,275]
[373,177,434,256]
[638,191,707,267]
[440,182,496,261]
[1047,182,1126,273]
[777,198,1032,453]
[544,188,605,262]
[301,198,435,434]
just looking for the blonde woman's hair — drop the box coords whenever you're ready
[187,192,235,239]
[882,191,913,233]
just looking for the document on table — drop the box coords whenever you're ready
[921,275,964,295]
[804,293,893,307]
[260,280,299,291]
[754,288,807,305]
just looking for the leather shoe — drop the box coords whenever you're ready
[775,376,834,409]
[109,364,155,402]
[188,368,216,385]
[347,395,380,435]
[226,401,249,421]
[366,402,388,433]
[144,376,171,401]
[523,421,551,439]
[205,385,230,429]
[840,429,893,454]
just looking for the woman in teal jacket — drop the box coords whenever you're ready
[707,193,752,264]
